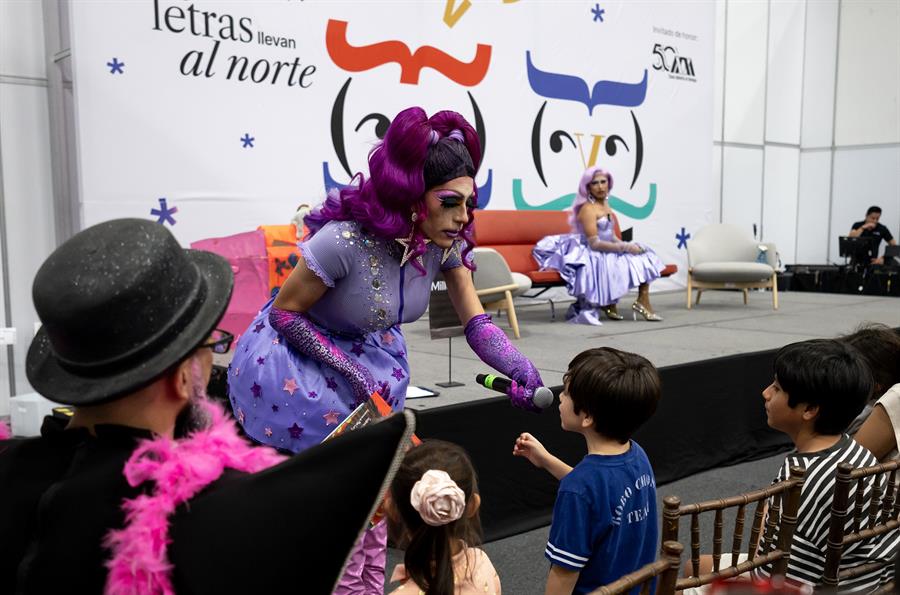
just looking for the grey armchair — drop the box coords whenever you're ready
[472,248,532,338]
[686,224,778,310]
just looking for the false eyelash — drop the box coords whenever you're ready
[439,197,476,209]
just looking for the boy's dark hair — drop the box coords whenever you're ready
[390,440,482,595]
[563,347,661,443]
[774,339,873,435]
[840,323,900,396]
[866,206,882,216]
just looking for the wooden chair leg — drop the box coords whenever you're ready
[696,289,703,305]
[772,274,779,310]
[658,541,684,595]
[504,290,520,339]
[686,275,693,309]
[742,288,749,305]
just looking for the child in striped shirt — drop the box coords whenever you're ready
[755,339,899,591]
[691,339,899,593]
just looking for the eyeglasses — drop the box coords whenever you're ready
[202,329,234,354]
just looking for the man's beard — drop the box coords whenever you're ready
[173,355,213,438]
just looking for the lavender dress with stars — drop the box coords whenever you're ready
[229,220,467,454]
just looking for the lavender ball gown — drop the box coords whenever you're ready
[533,215,664,324]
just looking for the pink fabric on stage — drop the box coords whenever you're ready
[334,521,388,595]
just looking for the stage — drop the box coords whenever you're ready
[403,289,900,410]
[211,289,898,541]
[398,289,899,541]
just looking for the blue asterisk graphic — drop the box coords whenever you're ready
[150,198,178,226]
[591,4,605,22]
[240,133,255,148]
[107,58,124,74]
[675,227,691,249]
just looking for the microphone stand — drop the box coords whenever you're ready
[435,337,464,388]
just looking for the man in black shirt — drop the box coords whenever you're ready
[850,206,896,265]
[0,219,412,594]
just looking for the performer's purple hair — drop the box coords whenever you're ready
[569,166,614,233]
[306,107,481,273]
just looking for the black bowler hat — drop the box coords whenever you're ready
[26,219,234,405]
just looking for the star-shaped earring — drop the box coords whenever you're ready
[395,217,430,267]
[441,240,461,265]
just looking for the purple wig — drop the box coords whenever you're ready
[569,167,614,234]
[305,107,482,274]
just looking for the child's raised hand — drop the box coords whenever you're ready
[513,432,548,468]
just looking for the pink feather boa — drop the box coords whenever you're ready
[0,420,10,440]
[104,399,286,595]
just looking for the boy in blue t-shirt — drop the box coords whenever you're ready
[514,347,661,595]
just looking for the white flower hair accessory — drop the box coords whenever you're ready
[410,469,466,526]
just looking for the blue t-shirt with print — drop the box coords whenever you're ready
[545,441,658,595]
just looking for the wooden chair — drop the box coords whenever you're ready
[820,459,900,593]
[471,248,527,338]
[662,466,805,590]
[589,541,683,595]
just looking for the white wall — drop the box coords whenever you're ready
[0,0,57,415]
[713,0,900,265]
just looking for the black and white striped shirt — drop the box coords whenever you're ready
[755,435,900,592]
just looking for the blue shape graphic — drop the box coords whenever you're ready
[323,162,350,194]
[107,58,124,74]
[526,52,648,114]
[676,227,691,249]
[475,168,492,209]
[241,133,255,148]
[150,198,177,226]
[592,4,605,22]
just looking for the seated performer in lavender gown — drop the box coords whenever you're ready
[228,106,544,594]
[533,167,665,325]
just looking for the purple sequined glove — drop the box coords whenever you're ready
[465,314,544,412]
[269,307,378,405]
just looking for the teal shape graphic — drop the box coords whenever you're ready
[512,180,658,220]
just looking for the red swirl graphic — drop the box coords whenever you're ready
[325,19,491,86]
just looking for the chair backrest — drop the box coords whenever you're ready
[662,466,805,590]
[821,459,900,590]
[472,248,515,296]
[589,541,683,595]
[191,230,269,338]
[688,224,759,267]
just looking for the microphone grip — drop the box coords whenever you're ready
[475,374,554,409]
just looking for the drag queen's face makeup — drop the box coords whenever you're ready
[589,173,609,201]
[420,176,475,248]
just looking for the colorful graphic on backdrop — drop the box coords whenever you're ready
[68,1,714,290]
[323,18,494,206]
[513,51,656,219]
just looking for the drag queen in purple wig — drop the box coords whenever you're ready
[228,107,543,594]
[534,167,665,325]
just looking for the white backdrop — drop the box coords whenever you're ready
[69,0,715,289]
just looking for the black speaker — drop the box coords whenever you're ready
[776,272,793,291]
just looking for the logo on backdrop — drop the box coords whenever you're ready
[322,19,494,206]
[151,0,319,87]
[651,43,696,82]
[511,51,657,218]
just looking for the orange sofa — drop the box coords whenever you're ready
[472,210,677,292]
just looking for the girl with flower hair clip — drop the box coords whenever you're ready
[229,106,541,593]
[387,440,501,595]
